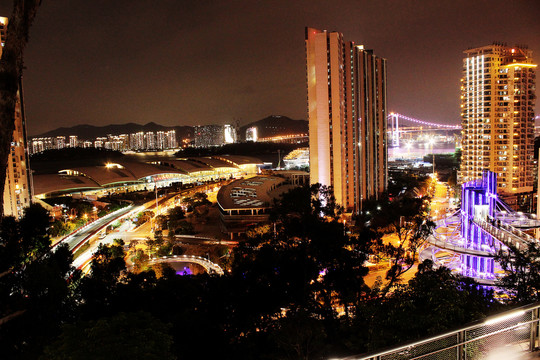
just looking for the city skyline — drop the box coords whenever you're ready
[0,1,538,135]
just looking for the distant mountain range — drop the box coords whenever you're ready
[32,115,308,141]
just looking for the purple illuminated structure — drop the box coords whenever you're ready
[460,170,498,280]
[422,170,539,284]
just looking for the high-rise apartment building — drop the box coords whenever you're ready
[306,27,387,213]
[224,124,237,144]
[144,132,155,150]
[55,136,66,149]
[165,130,177,149]
[69,135,78,148]
[130,132,144,150]
[156,131,166,150]
[1,16,31,218]
[458,44,536,204]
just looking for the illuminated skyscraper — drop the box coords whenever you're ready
[1,16,31,218]
[458,44,536,206]
[306,27,387,213]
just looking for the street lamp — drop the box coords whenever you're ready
[428,137,436,176]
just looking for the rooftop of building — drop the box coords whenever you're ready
[217,175,296,210]
[32,152,264,197]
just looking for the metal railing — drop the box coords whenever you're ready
[339,303,540,360]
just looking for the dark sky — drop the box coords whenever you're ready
[1,0,539,136]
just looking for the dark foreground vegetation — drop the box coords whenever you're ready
[1,183,532,360]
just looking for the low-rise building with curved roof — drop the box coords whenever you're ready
[217,172,308,239]
[33,156,263,199]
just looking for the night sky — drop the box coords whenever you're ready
[1,0,539,136]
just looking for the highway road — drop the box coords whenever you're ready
[68,182,228,271]
[56,204,139,251]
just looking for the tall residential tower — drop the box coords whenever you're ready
[1,16,32,218]
[458,44,536,206]
[306,27,387,213]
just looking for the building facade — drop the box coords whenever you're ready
[1,16,31,218]
[194,125,225,147]
[305,27,387,213]
[459,44,536,205]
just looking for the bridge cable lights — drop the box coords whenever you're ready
[388,113,461,129]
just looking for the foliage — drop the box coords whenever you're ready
[135,210,154,226]
[370,196,435,292]
[146,234,175,257]
[363,260,497,351]
[0,184,501,359]
[164,206,186,230]
[49,220,77,237]
[78,239,127,314]
[183,192,211,212]
[42,311,175,360]
[232,184,369,342]
[269,310,328,360]
[496,242,540,304]
[0,205,80,358]
[173,220,195,235]
[130,248,150,273]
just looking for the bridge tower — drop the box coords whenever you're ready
[389,113,399,147]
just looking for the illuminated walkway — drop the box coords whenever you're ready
[148,255,224,276]
[421,171,540,284]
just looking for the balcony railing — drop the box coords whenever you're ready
[339,303,540,360]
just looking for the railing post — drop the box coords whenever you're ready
[457,330,466,360]
[530,307,539,352]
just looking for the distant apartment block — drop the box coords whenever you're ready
[458,43,536,205]
[194,125,226,147]
[30,129,178,154]
[224,124,237,144]
[55,136,66,149]
[166,130,177,149]
[306,27,387,214]
[69,135,78,148]
[246,126,258,142]
[156,131,166,150]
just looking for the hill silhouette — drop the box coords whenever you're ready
[34,122,193,140]
[239,115,307,140]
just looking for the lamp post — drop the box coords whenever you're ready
[429,137,435,176]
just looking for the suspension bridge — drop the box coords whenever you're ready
[387,112,460,148]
